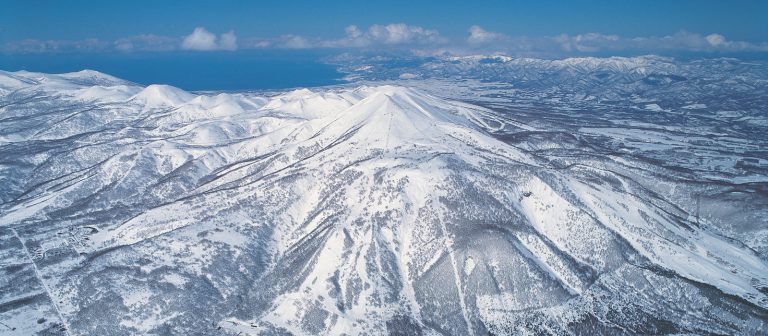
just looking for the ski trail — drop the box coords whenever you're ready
[435,220,475,336]
[11,228,73,336]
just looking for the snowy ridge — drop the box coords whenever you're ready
[0,69,766,335]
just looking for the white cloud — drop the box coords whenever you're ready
[557,33,620,52]
[240,37,271,49]
[2,38,110,53]
[182,27,216,50]
[316,23,445,48]
[281,35,312,49]
[181,27,238,51]
[114,34,178,52]
[219,31,238,51]
[467,25,506,44]
[706,33,726,47]
[366,23,443,44]
[345,25,362,39]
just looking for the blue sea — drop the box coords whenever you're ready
[0,50,344,91]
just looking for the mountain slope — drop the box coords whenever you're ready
[0,69,766,335]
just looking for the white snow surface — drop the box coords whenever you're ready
[0,68,766,335]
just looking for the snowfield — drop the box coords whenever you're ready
[1,57,767,335]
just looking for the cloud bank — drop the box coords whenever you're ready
[3,24,767,56]
[240,23,446,49]
[463,26,768,55]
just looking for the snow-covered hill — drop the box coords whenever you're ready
[0,67,766,335]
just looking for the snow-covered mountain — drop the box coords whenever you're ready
[0,65,767,335]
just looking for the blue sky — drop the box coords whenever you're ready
[1,0,767,56]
